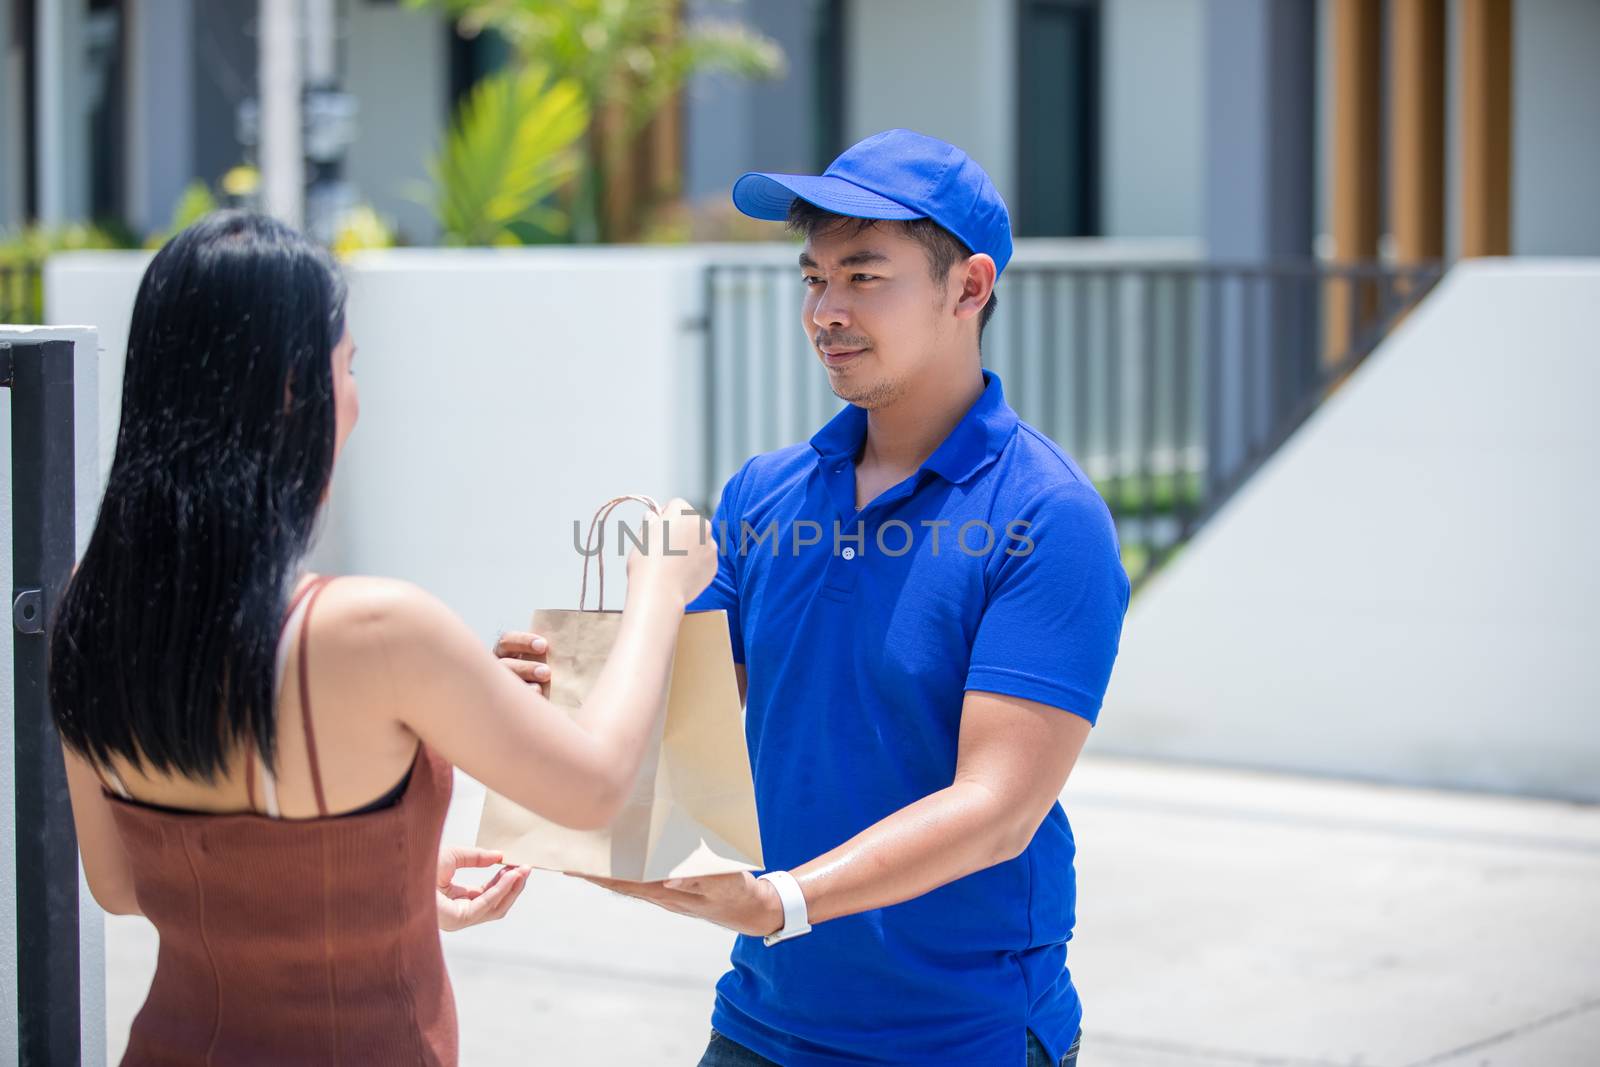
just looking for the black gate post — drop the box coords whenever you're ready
[3,338,81,1066]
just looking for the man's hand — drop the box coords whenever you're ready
[572,691,1089,940]
[574,871,783,938]
[436,846,530,932]
[494,630,550,686]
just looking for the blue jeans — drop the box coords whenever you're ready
[697,1028,1082,1066]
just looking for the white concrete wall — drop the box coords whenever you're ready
[45,237,1197,644]
[47,247,720,644]
[1,325,106,1065]
[1095,260,1600,802]
[319,248,710,639]
[43,252,148,478]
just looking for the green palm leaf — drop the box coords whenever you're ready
[427,65,589,245]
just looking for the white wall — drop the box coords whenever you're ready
[46,237,1196,644]
[343,2,451,245]
[1095,260,1600,802]
[1101,0,1203,238]
[0,325,106,1065]
[844,0,1018,210]
[321,248,711,640]
[48,246,723,644]
[43,252,148,477]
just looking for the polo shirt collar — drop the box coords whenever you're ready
[808,369,1019,485]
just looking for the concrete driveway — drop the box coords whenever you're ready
[104,754,1600,1065]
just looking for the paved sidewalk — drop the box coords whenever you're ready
[104,755,1600,1065]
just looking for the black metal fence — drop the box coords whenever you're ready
[701,259,1443,589]
[0,264,45,324]
[3,339,82,1065]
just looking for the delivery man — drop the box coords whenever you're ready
[505,129,1128,1067]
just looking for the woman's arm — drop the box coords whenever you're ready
[338,501,715,832]
[374,577,686,830]
[60,745,142,916]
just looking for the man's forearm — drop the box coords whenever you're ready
[789,781,1031,925]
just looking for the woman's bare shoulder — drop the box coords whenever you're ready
[307,575,464,654]
[316,574,432,615]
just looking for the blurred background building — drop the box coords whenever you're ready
[3,1,1600,251]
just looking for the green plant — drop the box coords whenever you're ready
[1097,470,1207,514]
[0,223,126,323]
[330,204,399,258]
[411,0,784,242]
[425,64,588,245]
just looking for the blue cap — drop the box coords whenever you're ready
[732,129,1014,276]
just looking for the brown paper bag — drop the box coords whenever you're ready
[475,495,764,881]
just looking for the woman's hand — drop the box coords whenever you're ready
[628,497,717,607]
[436,846,530,932]
[493,630,550,685]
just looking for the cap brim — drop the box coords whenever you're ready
[732,172,924,223]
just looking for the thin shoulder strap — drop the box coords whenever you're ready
[245,576,325,817]
[296,577,337,818]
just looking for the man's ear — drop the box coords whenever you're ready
[952,253,997,322]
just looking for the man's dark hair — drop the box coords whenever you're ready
[786,199,998,338]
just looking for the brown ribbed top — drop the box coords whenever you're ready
[104,577,457,1065]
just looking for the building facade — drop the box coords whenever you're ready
[4,0,1596,254]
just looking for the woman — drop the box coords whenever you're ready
[49,211,715,1065]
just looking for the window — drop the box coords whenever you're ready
[1017,0,1100,236]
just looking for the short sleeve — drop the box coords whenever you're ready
[964,485,1130,725]
[687,459,753,664]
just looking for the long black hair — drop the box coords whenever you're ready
[49,211,347,780]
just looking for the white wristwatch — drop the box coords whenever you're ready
[757,870,812,946]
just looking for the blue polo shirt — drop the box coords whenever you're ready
[687,369,1129,1067]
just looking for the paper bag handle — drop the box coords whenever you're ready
[579,495,662,612]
